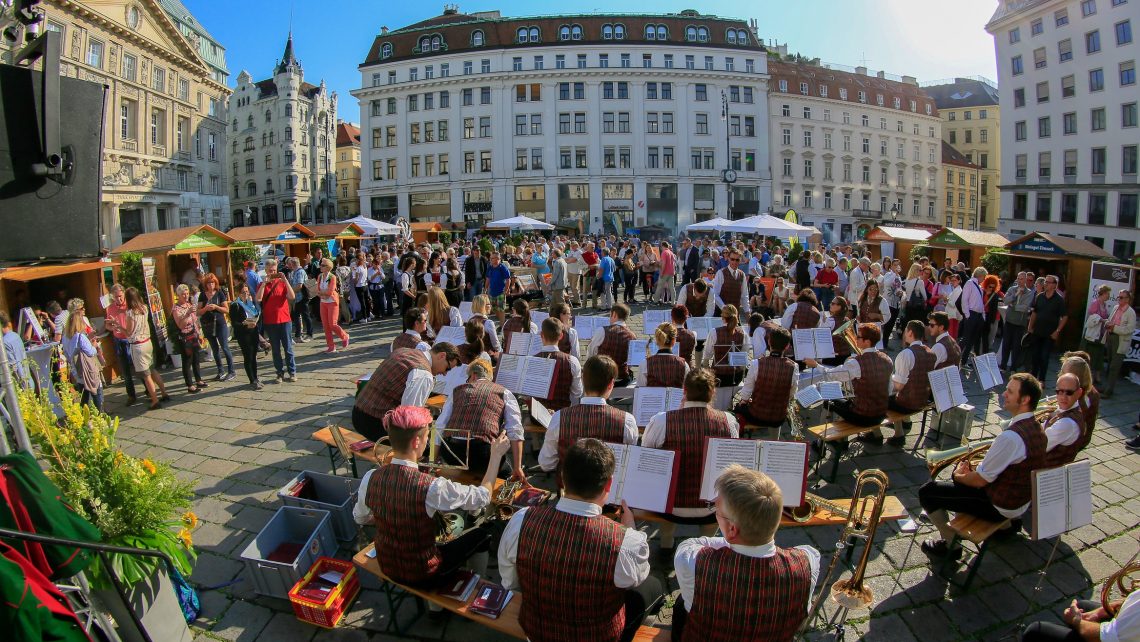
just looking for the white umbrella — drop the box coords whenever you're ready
[484,215,555,231]
[685,217,734,233]
[344,215,402,236]
[722,214,813,236]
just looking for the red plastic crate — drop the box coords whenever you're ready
[288,557,360,629]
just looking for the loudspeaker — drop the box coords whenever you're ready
[0,62,105,265]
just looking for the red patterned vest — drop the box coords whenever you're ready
[446,380,507,443]
[534,350,574,411]
[858,296,885,322]
[646,353,688,388]
[598,324,637,380]
[718,268,744,308]
[895,343,937,411]
[746,356,796,425]
[557,327,573,354]
[1043,405,1088,468]
[790,302,821,330]
[556,403,629,472]
[677,328,697,364]
[367,464,442,584]
[391,331,422,353]
[851,350,893,418]
[985,417,1047,511]
[711,325,746,378]
[501,316,527,354]
[684,284,710,319]
[517,506,627,642]
[682,546,812,642]
[935,334,960,370]
[661,406,735,508]
[356,349,430,419]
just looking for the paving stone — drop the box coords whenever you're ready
[226,504,278,533]
[258,611,318,642]
[190,551,245,590]
[937,593,1002,636]
[861,613,913,641]
[899,603,957,642]
[211,599,274,641]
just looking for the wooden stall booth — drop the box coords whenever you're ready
[410,222,442,245]
[1004,232,1114,348]
[114,225,236,311]
[862,226,933,266]
[309,222,366,255]
[922,227,1010,270]
[227,222,317,263]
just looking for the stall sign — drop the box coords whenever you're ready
[1009,237,1065,255]
[276,230,304,241]
[175,230,229,251]
[1126,329,1140,366]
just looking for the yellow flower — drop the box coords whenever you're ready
[114,452,124,466]
[182,512,199,529]
[177,527,193,549]
[141,459,157,475]
[75,462,85,471]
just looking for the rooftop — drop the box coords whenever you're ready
[922,77,1000,109]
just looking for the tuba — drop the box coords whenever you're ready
[1102,557,1140,617]
[799,470,890,639]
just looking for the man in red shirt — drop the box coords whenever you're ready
[582,241,600,309]
[654,241,677,305]
[103,284,138,405]
[256,258,298,382]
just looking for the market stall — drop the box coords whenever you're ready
[863,226,933,265]
[309,222,367,255]
[409,222,443,245]
[921,227,1010,269]
[114,225,236,310]
[226,222,317,262]
[1003,232,1114,348]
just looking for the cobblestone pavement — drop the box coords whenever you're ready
[105,307,1140,641]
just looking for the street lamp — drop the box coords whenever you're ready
[890,204,899,224]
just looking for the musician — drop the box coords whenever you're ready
[533,317,583,411]
[701,304,748,394]
[735,325,798,429]
[353,343,459,441]
[672,465,819,642]
[538,355,639,475]
[1022,592,1140,642]
[435,361,526,480]
[642,368,739,549]
[804,323,893,431]
[502,299,538,355]
[856,280,890,324]
[549,302,580,355]
[671,304,699,365]
[587,303,637,386]
[499,438,662,642]
[677,278,714,318]
[780,288,823,331]
[353,405,510,587]
[918,373,1047,560]
[391,307,431,353]
[927,311,961,370]
[865,319,937,445]
[1042,372,1088,468]
[638,323,690,388]
[820,296,853,366]
[712,250,750,316]
[1060,354,1099,432]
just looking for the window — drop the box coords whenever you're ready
[1116,20,1132,45]
[1062,75,1076,97]
[1036,81,1050,103]
[1090,68,1105,91]
[1014,88,1026,108]
[574,113,586,134]
[1039,116,1052,138]
[1016,154,1028,178]
[707,56,715,71]
[1087,30,1101,53]
[1121,194,1139,229]
[1039,152,1052,178]
[1009,27,1021,44]
[1082,0,1097,16]
[1092,107,1107,130]
[782,158,792,177]
[577,54,587,69]
[86,39,104,68]
[1064,111,1078,134]
[463,61,473,75]
[1121,61,1137,86]
[1056,9,1069,26]
[1092,147,1107,174]
[559,113,571,134]
[1124,102,1138,127]
[1032,18,1044,35]
[482,59,491,73]
[1059,39,1073,62]
[600,54,609,68]
[618,113,630,133]
[463,117,474,139]
[1089,194,1107,226]
[119,100,136,140]
[1061,193,1079,222]
[618,82,629,99]
[1012,55,1024,75]
[782,128,791,145]
[407,95,418,111]
[695,84,707,101]
[804,159,813,178]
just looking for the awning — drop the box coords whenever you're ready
[0,260,119,282]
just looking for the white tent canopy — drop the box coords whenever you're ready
[343,215,402,236]
[685,217,734,233]
[721,214,814,236]
[484,215,555,231]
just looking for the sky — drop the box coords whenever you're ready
[183,0,1000,121]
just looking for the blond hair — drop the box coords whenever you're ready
[472,294,491,316]
[425,287,451,332]
[716,465,783,545]
[653,322,676,349]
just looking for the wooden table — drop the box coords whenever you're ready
[311,426,390,478]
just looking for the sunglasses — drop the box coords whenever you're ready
[1055,388,1079,396]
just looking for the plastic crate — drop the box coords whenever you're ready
[239,507,337,599]
[278,470,361,541]
[288,557,361,629]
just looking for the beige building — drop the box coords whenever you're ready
[2,0,232,248]
[923,78,1001,231]
[336,121,361,218]
[942,141,983,230]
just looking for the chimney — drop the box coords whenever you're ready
[876,71,885,79]
[902,75,917,86]
[443,4,459,14]
[855,66,867,76]
[380,26,389,35]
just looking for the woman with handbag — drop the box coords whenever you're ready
[197,274,235,382]
[638,241,659,300]
[1082,284,1112,382]
[171,284,208,394]
[229,283,264,390]
[60,298,104,410]
[120,287,169,409]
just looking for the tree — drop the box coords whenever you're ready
[909,244,932,263]
[117,252,145,293]
[980,248,1010,279]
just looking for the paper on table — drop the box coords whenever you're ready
[517,356,555,399]
[495,354,522,392]
[642,309,669,335]
[759,441,809,507]
[434,325,467,346]
[627,339,650,367]
[699,438,758,500]
[530,398,552,429]
[795,385,824,408]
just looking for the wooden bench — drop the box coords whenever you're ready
[353,544,667,639]
[627,495,908,529]
[806,420,878,482]
[939,514,1012,589]
[312,426,391,478]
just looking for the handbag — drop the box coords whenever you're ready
[1083,314,1105,343]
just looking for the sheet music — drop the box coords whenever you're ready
[759,441,809,507]
[616,446,677,513]
[818,381,846,401]
[434,325,467,346]
[530,311,549,328]
[508,332,540,356]
[627,339,650,367]
[642,309,669,335]
[529,398,551,429]
[686,317,725,341]
[517,356,556,399]
[1065,461,1093,534]
[495,354,522,392]
[792,328,835,360]
[928,366,967,413]
[574,315,610,337]
[699,438,759,500]
[458,301,473,322]
[632,387,669,426]
[727,351,749,367]
[795,385,825,408]
[649,340,681,356]
[1032,467,1067,539]
[973,352,1004,390]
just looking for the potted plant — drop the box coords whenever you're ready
[18,385,199,642]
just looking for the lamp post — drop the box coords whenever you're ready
[890,204,899,224]
[721,90,733,218]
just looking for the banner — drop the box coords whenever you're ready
[1087,261,1134,313]
[141,257,168,345]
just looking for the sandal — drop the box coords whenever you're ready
[195,381,209,388]
[187,386,199,394]
[148,402,161,410]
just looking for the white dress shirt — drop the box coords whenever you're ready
[562,326,580,354]
[435,380,524,441]
[1101,589,1140,642]
[497,497,650,592]
[587,321,627,358]
[402,348,436,407]
[891,341,923,391]
[780,302,823,329]
[931,332,952,367]
[674,538,820,612]
[537,345,584,402]
[700,327,749,368]
[960,278,985,319]
[846,266,867,303]
[1044,409,1081,451]
[712,268,750,313]
[352,458,491,525]
[642,401,740,449]
[750,324,769,359]
[677,284,715,317]
[976,412,1036,518]
[538,397,639,471]
[740,356,800,402]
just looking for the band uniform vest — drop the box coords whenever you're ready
[367,464,442,584]
[851,351,893,418]
[684,284,709,319]
[718,268,744,309]
[711,325,747,378]
[935,334,961,370]
[646,352,688,388]
[556,403,629,477]
[677,327,697,364]
[790,302,821,330]
[557,327,573,354]
[446,380,507,443]
[598,324,637,380]
[1043,406,1088,468]
[517,506,626,642]
[895,343,936,411]
[356,349,430,419]
[501,316,527,355]
[746,355,796,425]
[985,417,1047,511]
[1077,390,1099,449]
[857,296,885,323]
[683,546,812,642]
[661,406,735,508]
[391,331,421,353]
[534,350,574,411]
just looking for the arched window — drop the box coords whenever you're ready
[285,126,292,141]
[246,181,256,197]
[471,30,484,46]
[602,24,613,39]
[645,24,656,40]
[686,26,697,41]
[419,36,431,51]
[244,136,253,150]
[265,109,271,123]
[431,35,442,50]
[381,43,393,58]
[726,29,737,44]
[656,25,667,40]
[285,103,292,117]
[528,27,539,42]
[516,27,528,42]
[571,25,582,40]
[232,140,237,153]
[559,25,570,41]
[697,26,709,42]
[266,178,273,192]
[614,24,625,39]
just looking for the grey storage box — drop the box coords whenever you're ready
[239,506,337,598]
[278,470,361,541]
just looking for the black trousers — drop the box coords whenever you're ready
[917,480,1006,524]
[958,313,986,366]
[352,406,387,442]
[882,306,900,347]
[829,400,885,427]
[1020,601,1098,642]
[235,329,259,384]
[1002,323,1027,370]
[623,270,638,302]
[1030,335,1055,383]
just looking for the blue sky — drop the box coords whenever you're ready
[184,0,999,121]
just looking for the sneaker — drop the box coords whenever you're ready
[1126,435,1140,450]
[222,372,236,382]
[324,348,338,354]
[342,333,350,350]
[253,380,265,390]
[276,374,284,382]
[214,373,225,382]
[284,373,296,383]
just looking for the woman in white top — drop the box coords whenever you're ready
[770,276,793,317]
[61,298,103,410]
[944,273,964,338]
[317,258,351,353]
[122,286,169,409]
[469,294,502,357]
[424,286,462,342]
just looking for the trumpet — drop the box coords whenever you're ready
[489,479,526,520]
[926,439,994,477]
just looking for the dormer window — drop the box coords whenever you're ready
[530,27,539,42]
[560,25,571,40]
[686,26,696,41]
[471,29,485,47]
[381,43,393,59]
[726,28,749,45]
[517,26,540,43]
[614,24,625,39]
[603,24,613,39]
[571,25,582,40]
[656,25,667,40]
[416,34,443,53]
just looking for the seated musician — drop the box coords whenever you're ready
[352,405,511,587]
[637,323,690,388]
[927,311,961,370]
[677,278,714,318]
[501,299,538,355]
[804,323,893,432]
[1022,592,1140,642]
[780,288,822,331]
[498,438,663,642]
[549,302,580,355]
[918,373,1047,560]
[820,296,853,366]
[734,325,798,429]
[671,304,698,365]
[1060,353,1099,431]
[391,307,432,353]
[862,319,936,445]
[533,317,583,411]
[353,343,458,441]
[469,294,502,359]
[538,355,638,476]
[642,368,739,550]
[672,465,820,642]
[1042,372,1088,468]
[587,303,637,386]
[701,304,748,391]
[435,360,526,482]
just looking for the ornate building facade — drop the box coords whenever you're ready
[227,36,338,228]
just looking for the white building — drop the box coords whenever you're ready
[986,0,1139,259]
[767,59,944,245]
[227,35,339,228]
[353,8,771,235]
